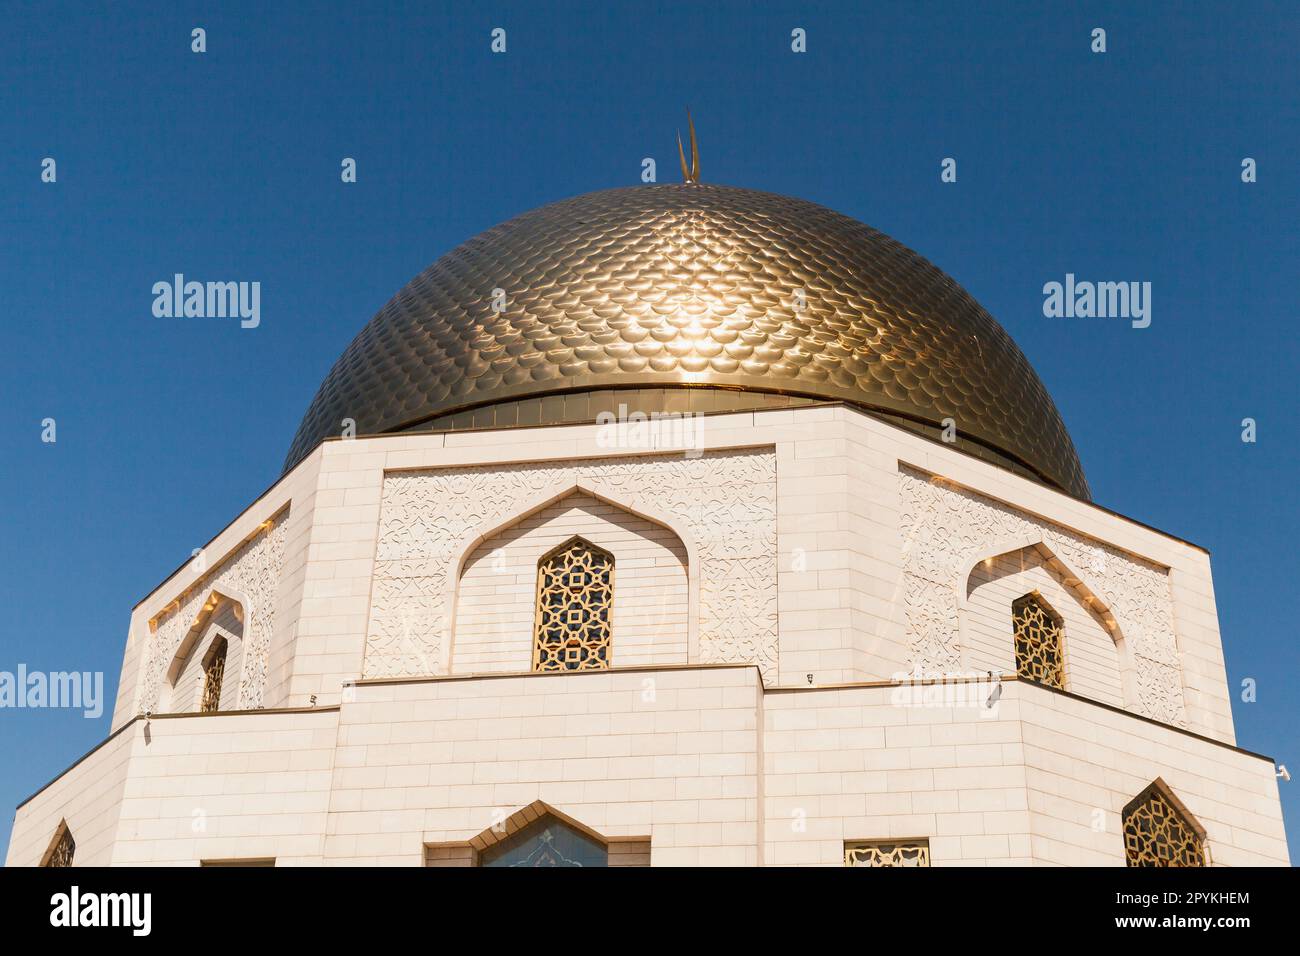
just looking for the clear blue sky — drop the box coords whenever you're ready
[1,1,1296,863]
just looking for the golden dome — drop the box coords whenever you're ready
[286,183,1088,498]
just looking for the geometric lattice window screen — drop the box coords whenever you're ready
[1123,781,1206,867]
[533,537,613,672]
[43,824,75,867]
[844,840,931,867]
[479,816,609,868]
[1012,592,1065,690]
[199,636,228,713]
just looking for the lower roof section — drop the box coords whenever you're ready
[8,673,1288,867]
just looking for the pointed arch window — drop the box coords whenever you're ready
[533,537,613,672]
[1012,592,1065,689]
[42,823,75,867]
[1123,780,1206,867]
[479,815,609,868]
[199,636,228,713]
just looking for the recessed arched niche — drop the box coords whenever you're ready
[161,590,246,713]
[451,491,688,675]
[962,542,1126,707]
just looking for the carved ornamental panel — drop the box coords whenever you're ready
[365,449,778,682]
[140,511,287,713]
[899,466,1187,726]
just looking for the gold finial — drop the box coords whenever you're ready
[676,110,700,183]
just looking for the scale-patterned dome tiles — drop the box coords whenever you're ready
[286,183,1087,498]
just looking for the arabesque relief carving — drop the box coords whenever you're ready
[140,511,287,713]
[899,467,1186,726]
[365,449,778,682]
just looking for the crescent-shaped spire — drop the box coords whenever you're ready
[676,110,700,183]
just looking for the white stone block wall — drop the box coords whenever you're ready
[323,666,761,866]
[763,679,1286,866]
[11,673,1285,866]
[113,709,336,866]
[764,680,1035,866]
[5,726,134,867]
[16,402,1265,867]
[1016,685,1287,866]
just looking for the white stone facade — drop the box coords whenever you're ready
[6,405,1289,866]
